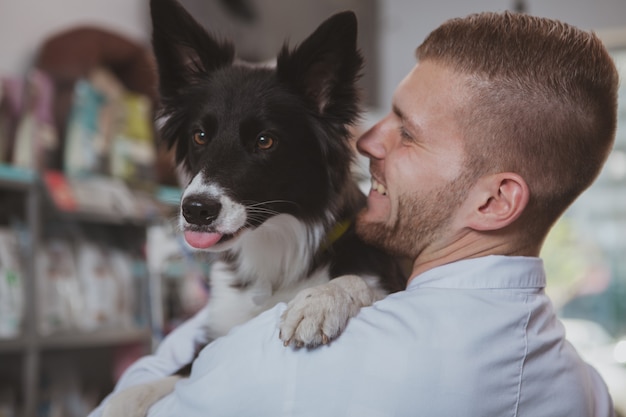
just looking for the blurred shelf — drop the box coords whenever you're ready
[51,207,154,227]
[0,328,151,353]
[0,336,27,353]
[0,164,35,191]
[0,165,159,416]
[40,328,151,350]
[0,166,181,226]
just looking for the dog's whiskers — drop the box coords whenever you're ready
[246,200,300,208]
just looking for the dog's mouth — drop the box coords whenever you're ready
[183,230,224,248]
[183,229,243,249]
[179,179,250,249]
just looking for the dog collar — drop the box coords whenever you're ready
[321,219,351,251]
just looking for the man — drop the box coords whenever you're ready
[91,11,618,417]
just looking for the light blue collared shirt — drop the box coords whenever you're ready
[104,256,616,416]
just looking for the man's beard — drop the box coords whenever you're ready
[355,175,469,259]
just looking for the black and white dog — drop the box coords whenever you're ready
[152,0,405,345]
[102,0,405,415]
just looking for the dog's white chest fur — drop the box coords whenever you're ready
[203,214,332,339]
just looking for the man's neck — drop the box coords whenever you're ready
[408,230,540,285]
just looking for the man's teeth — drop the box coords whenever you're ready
[372,179,387,196]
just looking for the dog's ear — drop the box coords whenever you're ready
[150,0,235,100]
[276,11,363,123]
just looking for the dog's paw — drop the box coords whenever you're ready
[102,376,181,417]
[278,275,384,348]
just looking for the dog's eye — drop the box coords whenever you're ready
[256,134,275,151]
[193,130,207,146]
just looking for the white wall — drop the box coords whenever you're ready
[1,0,625,111]
[0,0,150,75]
[375,0,626,113]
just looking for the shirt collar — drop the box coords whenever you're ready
[407,255,546,291]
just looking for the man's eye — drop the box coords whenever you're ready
[193,130,207,145]
[256,134,276,150]
[398,126,412,140]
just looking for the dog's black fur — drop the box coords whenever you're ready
[151,0,405,344]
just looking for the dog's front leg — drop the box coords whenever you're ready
[102,376,181,417]
[279,275,386,348]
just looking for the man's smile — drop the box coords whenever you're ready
[371,178,388,196]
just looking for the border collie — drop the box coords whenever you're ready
[102,0,405,415]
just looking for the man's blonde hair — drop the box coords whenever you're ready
[417,11,619,241]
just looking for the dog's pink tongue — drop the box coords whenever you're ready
[184,231,223,249]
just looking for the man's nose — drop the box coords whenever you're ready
[356,121,386,160]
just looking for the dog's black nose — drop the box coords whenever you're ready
[182,197,222,225]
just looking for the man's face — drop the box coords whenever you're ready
[356,60,472,259]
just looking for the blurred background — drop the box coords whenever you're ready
[0,0,625,416]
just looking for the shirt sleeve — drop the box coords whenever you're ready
[585,362,616,417]
[86,306,212,417]
[147,304,294,417]
[147,300,408,417]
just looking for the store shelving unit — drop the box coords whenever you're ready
[0,164,158,417]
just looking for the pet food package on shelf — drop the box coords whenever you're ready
[88,68,126,177]
[108,249,137,329]
[37,239,140,334]
[12,70,58,171]
[76,243,138,331]
[43,171,143,219]
[0,229,24,338]
[63,79,106,177]
[110,92,156,186]
[37,239,83,335]
[63,68,157,184]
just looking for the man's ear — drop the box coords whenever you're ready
[464,173,529,231]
